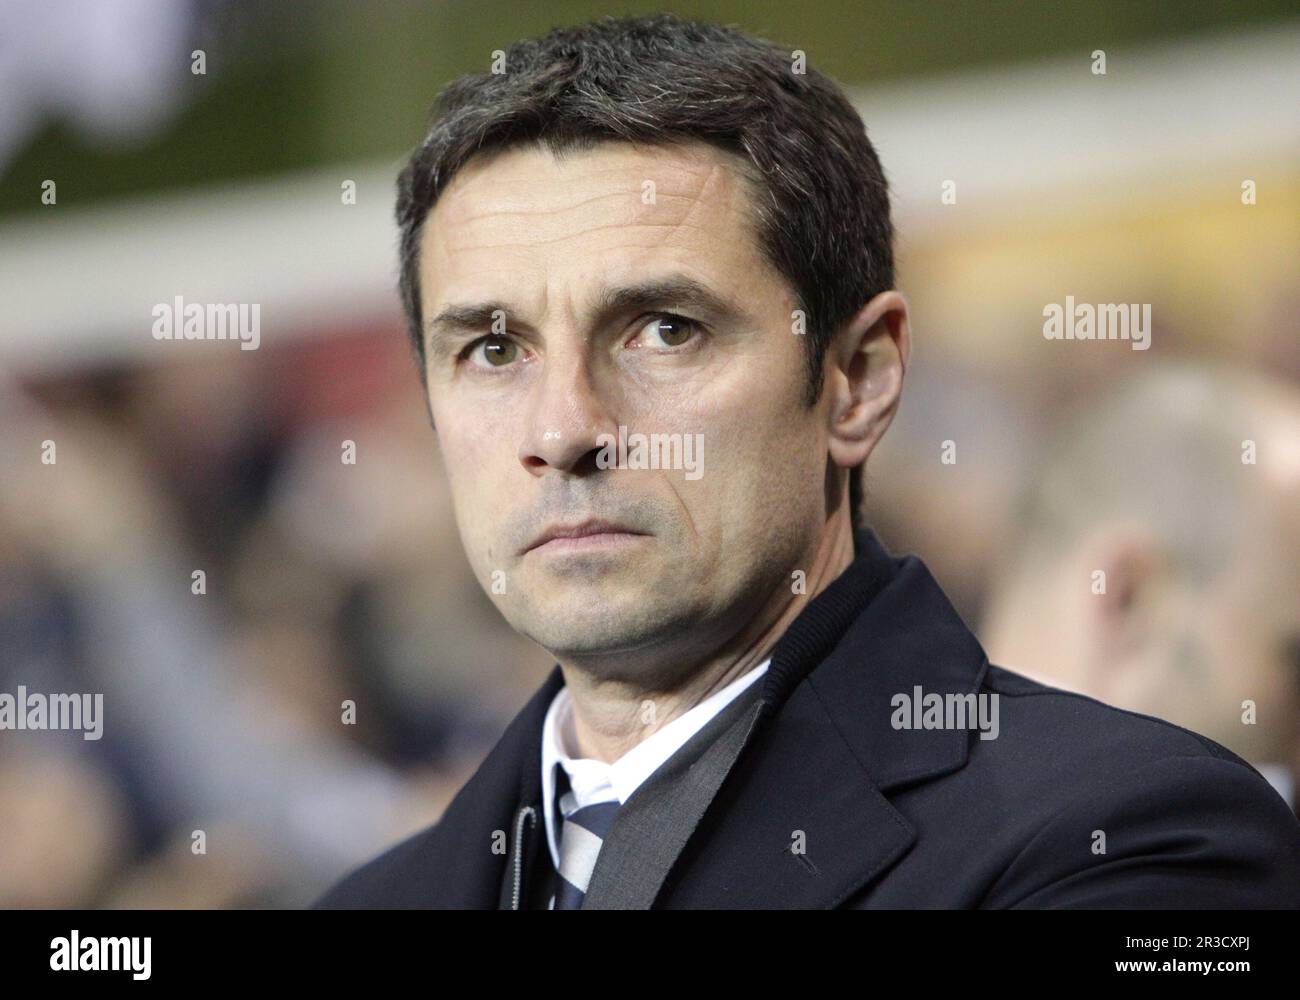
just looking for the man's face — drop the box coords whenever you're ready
[418,141,831,679]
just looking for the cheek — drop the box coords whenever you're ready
[435,417,506,522]
[676,392,825,529]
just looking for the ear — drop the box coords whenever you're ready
[1079,523,1167,668]
[826,290,911,473]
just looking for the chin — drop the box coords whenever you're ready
[519,594,688,659]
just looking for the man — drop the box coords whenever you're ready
[315,14,1300,908]
[982,364,1300,820]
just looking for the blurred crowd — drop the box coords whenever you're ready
[0,326,555,907]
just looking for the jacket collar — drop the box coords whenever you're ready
[655,526,989,907]
[423,525,988,907]
[761,524,989,792]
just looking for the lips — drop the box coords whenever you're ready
[521,519,648,555]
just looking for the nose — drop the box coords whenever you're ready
[518,349,617,477]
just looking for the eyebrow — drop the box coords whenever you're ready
[423,274,747,357]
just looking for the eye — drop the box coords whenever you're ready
[631,313,702,349]
[464,334,520,369]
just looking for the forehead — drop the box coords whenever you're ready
[419,140,775,305]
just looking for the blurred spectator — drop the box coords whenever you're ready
[0,373,529,905]
[866,359,1037,626]
[981,363,1300,814]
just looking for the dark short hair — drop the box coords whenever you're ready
[396,13,894,532]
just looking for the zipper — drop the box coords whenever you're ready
[510,805,537,910]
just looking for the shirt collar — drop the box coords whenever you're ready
[540,657,771,872]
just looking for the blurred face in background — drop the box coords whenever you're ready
[417,141,834,686]
[986,388,1300,770]
[1091,519,1300,768]
[1170,408,1300,765]
[1113,491,1300,767]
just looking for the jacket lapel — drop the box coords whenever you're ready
[657,529,990,908]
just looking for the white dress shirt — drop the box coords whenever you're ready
[540,657,771,872]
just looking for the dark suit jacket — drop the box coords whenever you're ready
[314,527,1300,908]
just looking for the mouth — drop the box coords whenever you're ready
[521,519,651,556]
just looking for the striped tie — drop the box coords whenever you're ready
[551,767,621,910]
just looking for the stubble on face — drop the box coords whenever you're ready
[419,140,829,688]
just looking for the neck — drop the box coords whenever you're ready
[561,514,856,763]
